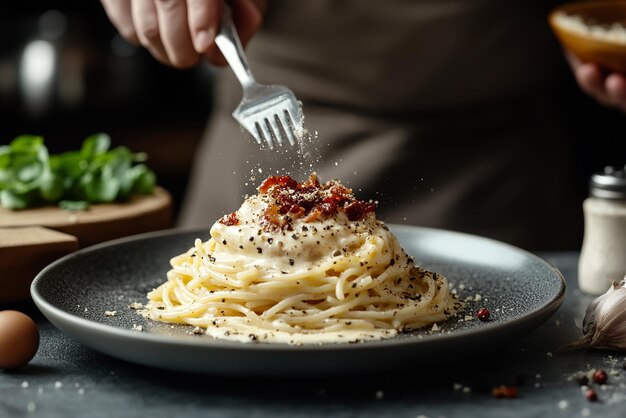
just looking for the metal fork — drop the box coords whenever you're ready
[215,7,304,148]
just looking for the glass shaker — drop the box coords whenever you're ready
[579,166,626,295]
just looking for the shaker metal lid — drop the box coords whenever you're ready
[590,166,626,199]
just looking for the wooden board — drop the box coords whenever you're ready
[0,227,79,303]
[0,187,172,248]
[0,188,173,302]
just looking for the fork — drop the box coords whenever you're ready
[215,6,304,148]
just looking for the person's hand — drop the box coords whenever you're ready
[100,0,266,68]
[567,51,626,113]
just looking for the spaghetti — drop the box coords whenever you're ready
[143,174,461,344]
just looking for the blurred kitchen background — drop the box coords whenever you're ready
[1,1,626,230]
[0,1,213,218]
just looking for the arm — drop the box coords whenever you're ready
[100,0,266,68]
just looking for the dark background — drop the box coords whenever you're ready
[1,1,625,233]
[0,1,213,218]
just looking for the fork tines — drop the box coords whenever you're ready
[253,109,300,148]
[232,86,304,149]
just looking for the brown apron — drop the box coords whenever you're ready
[180,0,580,251]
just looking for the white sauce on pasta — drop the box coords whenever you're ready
[142,176,460,344]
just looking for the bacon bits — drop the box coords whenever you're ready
[258,173,376,230]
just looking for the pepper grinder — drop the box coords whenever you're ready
[579,166,626,295]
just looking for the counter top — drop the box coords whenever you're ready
[1,252,625,418]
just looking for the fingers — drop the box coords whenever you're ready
[605,73,626,112]
[187,0,220,53]
[232,0,264,47]
[568,49,626,112]
[131,0,170,65]
[204,0,264,66]
[154,0,199,68]
[575,62,612,107]
[101,0,265,68]
[101,0,139,44]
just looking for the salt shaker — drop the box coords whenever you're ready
[579,166,626,295]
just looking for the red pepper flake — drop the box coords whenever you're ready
[592,369,608,385]
[585,388,598,402]
[218,212,239,226]
[477,307,490,322]
[491,385,518,399]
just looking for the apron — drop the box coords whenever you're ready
[179,0,580,251]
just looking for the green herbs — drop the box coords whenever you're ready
[0,133,156,210]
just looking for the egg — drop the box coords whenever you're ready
[0,310,39,369]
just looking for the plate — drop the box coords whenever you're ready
[31,225,565,375]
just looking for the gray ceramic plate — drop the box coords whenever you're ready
[31,225,565,375]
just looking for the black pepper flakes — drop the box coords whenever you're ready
[576,374,589,386]
[257,247,263,254]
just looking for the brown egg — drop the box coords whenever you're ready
[0,310,39,370]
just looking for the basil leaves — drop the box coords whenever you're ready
[0,133,156,210]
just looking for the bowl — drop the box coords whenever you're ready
[549,0,626,72]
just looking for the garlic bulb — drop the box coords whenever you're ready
[570,279,626,350]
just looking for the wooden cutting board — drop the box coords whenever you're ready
[0,188,172,303]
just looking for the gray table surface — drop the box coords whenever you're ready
[1,252,625,418]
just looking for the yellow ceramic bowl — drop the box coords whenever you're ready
[549,0,626,72]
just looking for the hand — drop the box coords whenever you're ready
[100,0,265,68]
[567,51,626,113]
